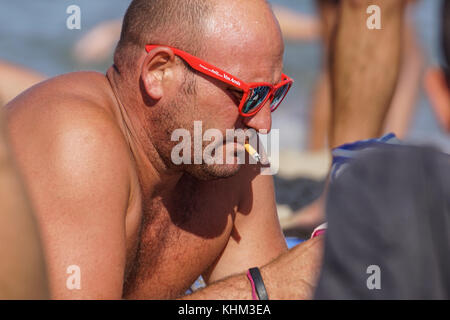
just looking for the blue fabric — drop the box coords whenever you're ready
[330,133,402,181]
[285,237,304,249]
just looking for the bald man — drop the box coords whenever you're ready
[5,0,323,299]
[73,5,320,65]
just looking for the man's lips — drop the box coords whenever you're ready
[224,130,256,144]
[200,128,257,151]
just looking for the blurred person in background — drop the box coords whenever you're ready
[308,0,424,151]
[314,0,450,299]
[0,102,48,299]
[424,0,450,134]
[0,60,45,107]
[0,57,47,300]
[284,0,413,235]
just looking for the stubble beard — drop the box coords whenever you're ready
[157,82,243,181]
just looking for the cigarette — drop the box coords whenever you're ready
[244,143,261,163]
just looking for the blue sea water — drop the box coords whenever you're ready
[0,0,448,152]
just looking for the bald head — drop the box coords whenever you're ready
[114,0,280,73]
[202,0,284,71]
[114,0,213,71]
[110,0,286,179]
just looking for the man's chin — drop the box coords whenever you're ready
[186,162,242,181]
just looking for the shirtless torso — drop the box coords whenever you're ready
[5,71,288,299]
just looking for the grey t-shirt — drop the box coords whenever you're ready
[314,145,450,299]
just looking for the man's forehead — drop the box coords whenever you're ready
[204,0,281,43]
[201,0,284,78]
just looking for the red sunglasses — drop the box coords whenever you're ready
[145,45,294,117]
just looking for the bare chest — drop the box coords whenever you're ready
[123,177,239,299]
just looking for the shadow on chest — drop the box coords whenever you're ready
[123,175,240,298]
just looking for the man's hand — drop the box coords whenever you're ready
[261,235,324,299]
[185,235,324,300]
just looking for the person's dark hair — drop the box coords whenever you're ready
[442,0,450,85]
[114,0,213,73]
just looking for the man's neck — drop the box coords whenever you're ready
[105,66,183,196]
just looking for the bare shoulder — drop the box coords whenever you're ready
[4,72,133,298]
[5,71,114,117]
[5,71,132,210]
[6,71,127,157]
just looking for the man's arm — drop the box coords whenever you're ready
[204,169,287,282]
[329,0,406,148]
[186,235,323,300]
[382,19,424,138]
[186,168,323,299]
[0,110,49,299]
[6,96,131,299]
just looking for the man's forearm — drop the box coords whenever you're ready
[182,272,253,300]
[184,236,323,300]
[184,265,312,300]
[329,0,406,148]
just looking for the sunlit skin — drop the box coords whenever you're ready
[133,2,285,180]
[0,110,49,299]
[5,0,323,299]
[425,67,450,132]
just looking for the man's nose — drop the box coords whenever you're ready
[242,101,272,133]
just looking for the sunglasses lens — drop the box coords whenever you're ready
[271,83,290,111]
[242,86,271,114]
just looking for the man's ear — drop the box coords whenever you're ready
[424,67,450,132]
[141,47,177,101]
